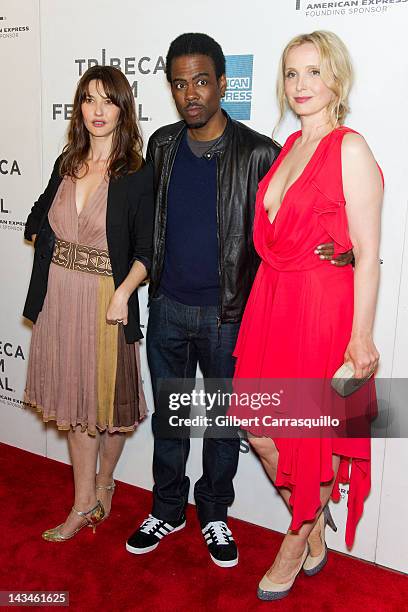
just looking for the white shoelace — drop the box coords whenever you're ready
[140,514,165,534]
[203,521,232,545]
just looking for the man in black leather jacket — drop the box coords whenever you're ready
[147,104,280,324]
[126,33,347,568]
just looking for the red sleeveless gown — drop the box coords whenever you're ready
[233,127,381,547]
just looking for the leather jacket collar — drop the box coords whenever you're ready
[153,110,233,159]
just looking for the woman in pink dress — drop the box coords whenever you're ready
[232,31,383,599]
[24,66,153,541]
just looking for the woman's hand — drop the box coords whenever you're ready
[106,287,129,326]
[32,234,37,245]
[344,335,379,379]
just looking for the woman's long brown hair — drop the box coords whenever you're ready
[60,65,143,179]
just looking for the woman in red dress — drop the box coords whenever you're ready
[232,31,383,599]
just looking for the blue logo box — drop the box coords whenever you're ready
[221,54,254,121]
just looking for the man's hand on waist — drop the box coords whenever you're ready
[314,242,354,266]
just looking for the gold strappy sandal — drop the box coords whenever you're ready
[42,500,105,542]
[96,480,116,521]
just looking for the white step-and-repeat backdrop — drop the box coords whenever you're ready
[1,0,407,573]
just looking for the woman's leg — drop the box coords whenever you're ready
[96,431,126,515]
[249,436,340,583]
[56,427,100,537]
[248,436,292,508]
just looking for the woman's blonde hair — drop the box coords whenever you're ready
[276,30,353,129]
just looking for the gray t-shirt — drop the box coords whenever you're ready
[187,132,220,158]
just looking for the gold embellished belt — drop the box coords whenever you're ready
[52,238,113,276]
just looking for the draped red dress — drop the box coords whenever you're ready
[232,127,382,547]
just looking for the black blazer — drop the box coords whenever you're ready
[23,157,154,342]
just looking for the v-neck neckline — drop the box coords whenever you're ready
[74,177,106,218]
[263,128,336,226]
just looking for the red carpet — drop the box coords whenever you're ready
[0,443,407,611]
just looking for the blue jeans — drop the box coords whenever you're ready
[147,293,241,527]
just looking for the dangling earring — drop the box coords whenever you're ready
[335,101,340,126]
[331,100,340,128]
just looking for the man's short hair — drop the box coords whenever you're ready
[166,33,226,82]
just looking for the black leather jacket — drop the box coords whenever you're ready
[147,112,281,323]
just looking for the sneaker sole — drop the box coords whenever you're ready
[209,553,239,568]
[125,520,186,555]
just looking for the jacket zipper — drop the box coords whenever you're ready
[215,153,223,343]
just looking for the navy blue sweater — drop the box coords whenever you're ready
[159,133,219,306]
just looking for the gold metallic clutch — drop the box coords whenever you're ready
[331,362,375,397]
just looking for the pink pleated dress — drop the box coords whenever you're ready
[25,176,147,435]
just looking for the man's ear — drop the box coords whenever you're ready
[219,74,227,98]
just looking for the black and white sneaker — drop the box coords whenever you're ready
[202,521,238,568]
[126,514,186,554]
